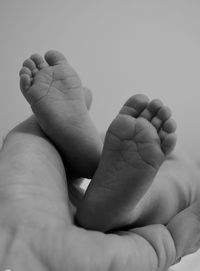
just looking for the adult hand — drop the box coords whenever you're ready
[0,116,199,271]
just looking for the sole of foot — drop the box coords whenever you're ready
[19,50,102,178]
[76,94,177,232]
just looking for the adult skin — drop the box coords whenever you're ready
[0,116,199,271]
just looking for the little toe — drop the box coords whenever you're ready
[23,58,36,70]
[163,118,177,133]
[19,66,32,77]
[44,50,67,66]
[30,54,48,70]
[20,74,31,93]
[140,99,163,120]
[161,133,177,155]
[23,58,38,75]
[120,94,149,117]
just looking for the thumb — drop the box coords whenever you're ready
[123,202,200,271]
[167,200,200,260]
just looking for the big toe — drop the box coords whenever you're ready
[44,50,67,66]
[120,94,149,117]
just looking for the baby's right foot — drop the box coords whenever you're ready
[19,50,102,178]
[77,94,177,231]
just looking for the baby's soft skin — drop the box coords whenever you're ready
[76,95,177,231]
[19,50,102,178]
[20,51,178,232]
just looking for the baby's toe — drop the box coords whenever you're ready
[148,99,163,116]
[157,106,172,121]
[19,66,32,77]
[140,99,163,120]
[120,94,149,117]
[44,50,67,66]
[19,66,32,93]
[23,58,38,76]
[30,54,47,70]
[159,118,177,155]
[163,118,177,133]
[161,133,177,155]
[20,73,32,93]
[151,105,172,131]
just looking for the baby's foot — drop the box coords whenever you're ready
[19,50,102,178]
[76,94,177,231]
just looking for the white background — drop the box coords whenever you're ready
[0,1,200,269]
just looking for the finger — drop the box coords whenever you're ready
[6,116,74,226]
[123,224,176,271]
[31,223,174,271]
[167,200,200,259]
[115,201,200,271]
[28,203,200,271]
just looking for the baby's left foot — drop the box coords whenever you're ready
[77,94,177,231]
[19,50,102,178]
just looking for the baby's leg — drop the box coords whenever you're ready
[76,94,177,231]
[19,51,102,178]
